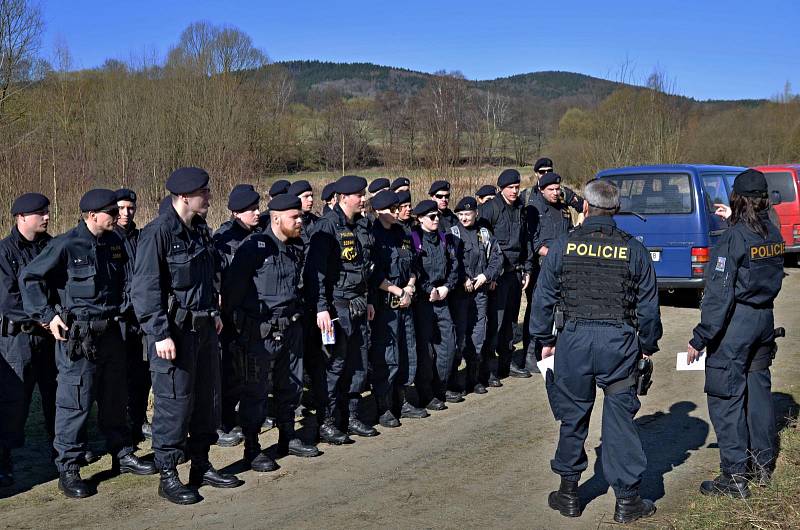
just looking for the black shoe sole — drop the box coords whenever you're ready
[250,464,279,472]
[509,372,532,378]
[215,438,243,448]
[699,483,750,499]
[158,488,201,505]
[58,483,91,499]
[548,492,581,518]
[287,449,321,458]
[119,466,158,476]
[193,479,244,489]
[613,506,656,523]
[379,421,401,428]
[348,430,379,437]
[320,436,352,445]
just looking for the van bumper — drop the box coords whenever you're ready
[785,244,800,254]
[657,277,705,289]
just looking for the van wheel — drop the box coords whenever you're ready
[696,289,705,307]
[785,254,798,268]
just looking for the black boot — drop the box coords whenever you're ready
[445,390,465,403]
[216,427,243,447]
[158,467,201,505]
[58,469,92,499]
[189,456,244,488]
[376,393,400,428]
[613,496,657,523]
[114,453,157,475]
[243,434,278,472]
[398,388,429,419]
[319,418,352,445]
[0,448,13,487]
[699,473,751,499]
[277,423,320,457]
[548,478,580,518]
[466,365,486,395]
[348,417,378,437]
[262,417,275,430]
[426,397,447,411]
[487,372,503,387]
[509,363,532,378]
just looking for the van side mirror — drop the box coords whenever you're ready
[771,190,782,205]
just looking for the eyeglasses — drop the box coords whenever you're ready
[424,213,440,220]
[98,208,120,217]
[434,193,450,200]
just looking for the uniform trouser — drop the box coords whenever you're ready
[123,328,150,435]
[311,304,369,424]
[545,321,645,499]
[705,303,775,475]
[0,332,57,449]
[369,303,417,400]
[492,270,524,373]
[746,369,776,471]
[450,290,488,386]
[148,318,221,470]
[414,299,456,401]
[219,326,243,433]
[522,267,541,370]
[53,325,133,472]
[239,321,304,435]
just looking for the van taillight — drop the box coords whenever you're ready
[691,247,709,277]
[794,225,800,243]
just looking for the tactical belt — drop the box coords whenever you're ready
[171,308,219,331]
[0,316,40,337]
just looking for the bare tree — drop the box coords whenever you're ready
[0,0,43,119]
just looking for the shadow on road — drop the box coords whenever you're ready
[578,401,709,508]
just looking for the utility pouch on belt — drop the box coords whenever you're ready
[349,296,368,319]
[554,307,565,331]
[636,357,653,396]
[66,319,109,362]
[749,327,785,372]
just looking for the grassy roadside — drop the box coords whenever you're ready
[666,420,800,529]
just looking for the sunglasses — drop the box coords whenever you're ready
[424,213,440,220]
[538,168,553,174]
[98,208,120,217]
[434,193,450,200]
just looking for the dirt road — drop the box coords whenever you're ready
[2,270,799,529]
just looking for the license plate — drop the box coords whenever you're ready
[650,251,661,262]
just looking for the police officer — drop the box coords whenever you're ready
[321,182,337,215]
[479,169,534,380]
[0,193,57,487]
[268,179,290,200]
[530,179,661,524]
[410,200,461,409]
[113,188,152,444]
[448,197,503,395]
[306,175,377,444]
[368,178,390,197]
[224,193,321,472]
[133,168,242,505]
[687,169,784,498]
[524,172,584,371]
[213,184,262,448]
[22,189,156,499]
[396,191,415,234]
[429,180,459,231]
[289,180,319,246]
[475,185,496,205]
[390,177,411,194]
[369,190,429,427]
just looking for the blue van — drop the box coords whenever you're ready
[595,164,745,302]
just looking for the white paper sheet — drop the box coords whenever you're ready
[676,351,706,371]
[537,355,555,380]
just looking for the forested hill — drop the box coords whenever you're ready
[277,60,624,101]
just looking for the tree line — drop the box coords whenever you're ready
[2,0,799,233]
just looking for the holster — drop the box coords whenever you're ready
[348,296,368,319]
[66,319,110,362]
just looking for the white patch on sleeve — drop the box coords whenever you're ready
[715,256,726,272]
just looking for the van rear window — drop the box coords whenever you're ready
[602,174,693,214]
[763,171,796,202]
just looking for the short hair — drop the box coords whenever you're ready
[583,180,620,216]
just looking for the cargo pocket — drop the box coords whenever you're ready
[704,364,733,398]
[544,369,563,421]
[150,362,176,399]
[166,251,193,289]
[67,264,97,298]
[56,374,83,410]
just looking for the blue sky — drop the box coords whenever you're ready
[40,0,799,101]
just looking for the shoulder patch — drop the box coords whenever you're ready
[258,241,266,248]
[715,256,726,272]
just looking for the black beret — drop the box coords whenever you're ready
[476,185,496,198]
[228,184,260,212]
[321,182,336,201]
[733,169,768,198]
[11,192,50,216]
[497,169,521,188]
[166,167,209,195]
[288,180,312,196]
[115,188,137,203]
[269,179,290,197]
[268,194,301,212]
[335,175,367,195]
[428,180,450,195]
[454,196,478,212]
[368,177,390,194]
[158,195,172,215]
[412,199,437,217]
[396,190,411,204]
[80,189,118,212]
[538,172,562,189]
[371,190,399,211]
[534,157,554,172]
[390,177,410,191]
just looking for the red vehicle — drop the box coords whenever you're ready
[753,165,800,255]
